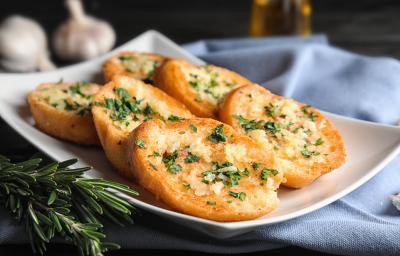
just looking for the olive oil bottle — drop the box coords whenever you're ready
[250,0,312,37]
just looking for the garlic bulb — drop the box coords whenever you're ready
[53,0,116,61]
[0,16,55,72]
[391,193,400,211]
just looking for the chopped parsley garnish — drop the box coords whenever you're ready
[226,170,241,186]
[264,121,281,134]
[271,169,279,176]
[202,179,209,184]
[148,151,161,158]
[148,161,158,171]
[242,168,249,177]
[224,81,236,88]
[188,69,224,100]
[260,169,270,180]
[314,138,324,146]
[168,115,183,122]
[189,124,198,133]
[209,79,218,88]
[64,100,79,112]
[207,201,216,205]
[207,124,227,143]
[162,150,182,174]
[252,162,260,170]
[302,105,317,122]
[69,83,87,98]
[146,61,160,77]
[184,152,200,163]
[135,139,145,148]
[167,164,182,174]
[302,105,311,114]
[301,145,320,158]
[234,116,281,134]
[234,115,264,132]
[189,81,199,90]
[309,112,317,122]
[142,104,154,116]
[265,103,277,117]
[105,98,115,110]
[201,162,242,187]
[119,55,134,62]
[228,191,246,201]
[203,88,220,100]
[183,183,191,190]
[114,87,130,99]
[194,95,202,102]
[77,106,91,116]
[260,169,278,180]
[189,74,200,90]
[162,150,178,166]
[101,86,153,123]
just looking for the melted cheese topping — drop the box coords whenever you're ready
[35,82,99,116]
[182,65,242,105]
[116,53,162,80]
[101,79,191,133]
[224,144,247,164]
[234,92,330,167]
[146,124,282,200]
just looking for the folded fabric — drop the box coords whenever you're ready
[1,35,400,256]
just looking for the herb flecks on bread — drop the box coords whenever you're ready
[35,81,98,116]
[219,84,346,188]
[27,81,101,145]
[154,60,251,118]
[128,118,283,221]
[103,51,167,82]
[185,64,241,105]
[91,75,193,177]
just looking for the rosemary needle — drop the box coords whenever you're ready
[0,155,138,256]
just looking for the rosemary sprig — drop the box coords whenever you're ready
[0,155,138,256]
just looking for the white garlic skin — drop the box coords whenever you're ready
[53,0,116,61]
[0,16,55,72]
[53,17,115,61]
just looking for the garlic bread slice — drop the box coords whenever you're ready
[153,60,251,118]
[92,75,193,178]
[103,51,167,83]
[219,84,346,188]
[27,82,101,145]
[127,118,284,221]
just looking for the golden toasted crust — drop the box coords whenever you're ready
[27,82,100,145]
[91,75,193,178]
[219,84,346,188]
[127,118,284,221]
[103,51,167,82]
[153,59,251,118]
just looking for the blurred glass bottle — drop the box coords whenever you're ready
[250,0,312,37]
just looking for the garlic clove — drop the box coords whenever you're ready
[53,0,116,61]
[0,15,55,72]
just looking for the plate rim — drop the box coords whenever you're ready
[1,30,400,231]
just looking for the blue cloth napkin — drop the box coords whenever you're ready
[1,35,400,256]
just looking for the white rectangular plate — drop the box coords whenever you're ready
[1,30,400,238]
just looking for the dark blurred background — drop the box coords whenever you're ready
[1,0,400,59]
[1,0,399,255]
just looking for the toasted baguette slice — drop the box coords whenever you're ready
[92,75,193,178]
[103,51,167,83]
[27,82,101,145]
[127,118,284,221]
[153,59,251,118]
[219,84,346,188]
